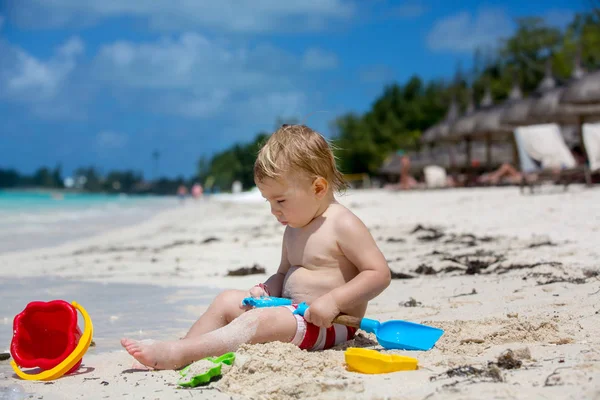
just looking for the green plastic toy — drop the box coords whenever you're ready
[177,352,236,388]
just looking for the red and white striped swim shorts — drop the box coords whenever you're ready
[284,304,357,350]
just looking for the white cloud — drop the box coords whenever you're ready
[0,34,88,120]
[302,48,339,70]
[154,89,232,119]
[59,36,85,57]
[0,35,84,103]
[91,33,313,119]
[1,29,319,123]
[93,34,293,91]
[8,0,354,33]
[96,131,128,149]
[427,8,513,53]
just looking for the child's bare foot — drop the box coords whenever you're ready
[120,338,187,370]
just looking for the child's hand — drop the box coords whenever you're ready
[249,285,267,298]
[239,284,268,309]
[304,293,340,328]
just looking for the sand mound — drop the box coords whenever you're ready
[217,342,364,400]
[430,317,571,356]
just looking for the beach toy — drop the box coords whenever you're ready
[10,300,94,381]
[241,296,293,308]
[294,302,443,351]
[344,348,418,374]
[177,352,235,388]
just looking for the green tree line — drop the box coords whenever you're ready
[0,166,65,189]
[0,165,188,196]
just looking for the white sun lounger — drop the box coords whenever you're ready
[514,123,591,193]
[583,122,600,173]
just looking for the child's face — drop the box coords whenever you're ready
[257,174,322,229]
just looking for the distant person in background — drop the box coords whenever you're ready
[399,155,418,190]
[383,153,419,191]
[191,183,203,199]
[477,163,523,185]
[478,144,588,185]
[177,185,188,203]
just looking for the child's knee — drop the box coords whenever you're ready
[236,308,272,332]
[213,289,246,320]
[215,289,245,306]
[242,308,297,342]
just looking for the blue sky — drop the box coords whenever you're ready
[0,0,587,179]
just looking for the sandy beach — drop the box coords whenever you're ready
[1,186,600,400]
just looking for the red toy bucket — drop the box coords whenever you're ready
[10,300,93,381]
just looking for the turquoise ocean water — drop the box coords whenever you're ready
[0,190,177,253]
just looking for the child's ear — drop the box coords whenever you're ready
[312,177,329,199]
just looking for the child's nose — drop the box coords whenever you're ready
[270,205,281,216]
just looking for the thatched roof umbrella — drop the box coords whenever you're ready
[561,69,600,105]
[446,90,475,140]
[420,96,459,146]
[418,96,460,172]
[501,60,556,128]
[381,95,461,178]
[469,82,523,167]
[447,89,477,141]
[382,97,458,178]
[470,141,514,168]
[474,80,523,138]
[559,67,600,162]
[500,97,536,128]
[528,54,586,125]
[445,87,495,168]
[559,70,600,120]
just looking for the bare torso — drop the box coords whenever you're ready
[281,203,367,318]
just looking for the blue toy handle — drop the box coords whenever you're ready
[359,318,380,334]
[241,296,309,316]
[242,296,293,308]
[294,302,309,316]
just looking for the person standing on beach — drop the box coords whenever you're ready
[177,185,188,203]
[121,124,391,369]
[191,183,203,199]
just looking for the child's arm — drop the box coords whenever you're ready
[244,228,291,300]
[304,213,391,327]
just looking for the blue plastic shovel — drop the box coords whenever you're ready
[242,296,444,351]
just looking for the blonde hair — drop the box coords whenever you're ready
[254,124,347,192]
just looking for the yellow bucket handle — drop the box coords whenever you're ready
[10,301,94,381]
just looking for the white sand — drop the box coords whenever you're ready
[1,186,600,399]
